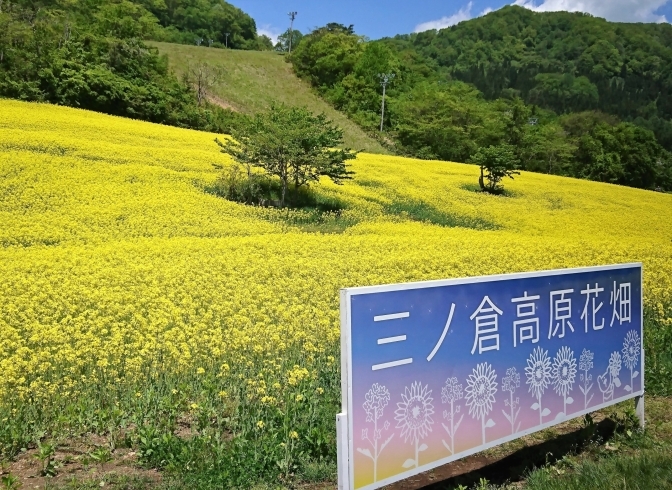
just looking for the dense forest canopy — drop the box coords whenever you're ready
[391,6,672,151]
[136,0,263,49]
[288,10,672,191]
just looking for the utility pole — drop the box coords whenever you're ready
[288,11,297,53]
[378,73,395,132]
[225,32,230,48]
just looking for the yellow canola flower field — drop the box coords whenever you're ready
[1,99,671,405]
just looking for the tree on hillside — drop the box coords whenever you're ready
[504,98,531,161]
[257,34,273,50]
[183,61,223,106]
[393,81,502,162]
[471,144,521,194]
[275,28,303,53]
[521,123,576,175]
[289,24,364,89]
[216,104,357,207]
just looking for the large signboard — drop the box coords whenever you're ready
[338,264,643,490]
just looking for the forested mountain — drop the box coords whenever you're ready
[390,6,672,151]
[288,9,672,191]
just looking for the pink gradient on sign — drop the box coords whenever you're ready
[352,358,640,489]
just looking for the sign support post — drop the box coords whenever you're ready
[635,395,645,429]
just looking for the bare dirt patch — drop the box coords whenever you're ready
[207,94,240,112]
[2,434,161,490]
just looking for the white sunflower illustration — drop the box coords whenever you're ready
[395,382,434,469]
[552,346,577,397]
[395,381,434,443]
[526,347,551,399]
[465,362,498,445]
[622,330,640,371]
[622,330,641,393]
[551,346,577,415]
[465,363,498,420]
[526,347,552,424]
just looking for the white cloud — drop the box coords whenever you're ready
[481,7,494,15]
[257,25,283,45]
[414,2,475,32]
[513,0,669,23]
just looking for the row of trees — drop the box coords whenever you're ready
[286,13,672,191]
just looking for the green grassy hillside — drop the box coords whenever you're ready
[151,42,387,154]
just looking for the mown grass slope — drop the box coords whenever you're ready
[1,100,671,489]
[150,41,387,154]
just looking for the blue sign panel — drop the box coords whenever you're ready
[338,264,643,490]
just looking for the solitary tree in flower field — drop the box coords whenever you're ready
[217,104,356,207]
[471,144,521,194]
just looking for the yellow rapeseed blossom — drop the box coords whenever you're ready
[0,99,670,406]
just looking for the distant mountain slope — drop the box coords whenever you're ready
[151,42,388,154]
[385,5,672,149]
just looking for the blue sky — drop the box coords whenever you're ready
[229,0,672,43]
